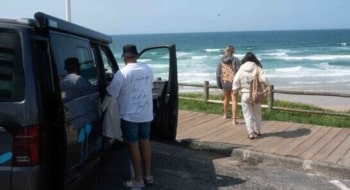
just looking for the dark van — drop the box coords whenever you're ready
[0,12,178,190]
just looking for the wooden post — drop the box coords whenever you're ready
[268,85,274,110]
[204,81,209,103]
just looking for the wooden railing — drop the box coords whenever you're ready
[178,81,350,117]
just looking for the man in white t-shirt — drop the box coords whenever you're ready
[106,44,154,188]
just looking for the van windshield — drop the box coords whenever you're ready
[0,30,24,101]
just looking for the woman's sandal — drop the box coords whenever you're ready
[144,176,154,185]
[123,180,145,188]
[248,134,256,140]
[223,114,230,119]
[254,131,262,137]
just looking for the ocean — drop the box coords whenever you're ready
[110,29,350,93]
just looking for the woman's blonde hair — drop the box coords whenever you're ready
[224,45,234,55]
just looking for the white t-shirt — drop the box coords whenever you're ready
[60,73,96,102]
[107,62,154,123]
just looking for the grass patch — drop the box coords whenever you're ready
[179,93,350,128]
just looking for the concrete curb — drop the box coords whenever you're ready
[178,139,237,156]
[231,148,350,179]
[178,139,350,179]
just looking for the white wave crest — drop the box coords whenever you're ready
[177,52,192,57]
[138,58,152,62]
[205,48,221,52]
[274,66,303,73]
[148,64,168,69]
[260,49,291,57]
[268,65,350,78]
[278,54,350,61]
[191,55,208,60]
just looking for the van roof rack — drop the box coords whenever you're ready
[34,12,112,44]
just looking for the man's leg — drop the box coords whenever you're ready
[120,119,144,186]
[139,122,153,181]
[140,139,152,178]
[128,142,143,183]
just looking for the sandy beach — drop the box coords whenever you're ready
[275,94,350,112]
[200,87,350,112]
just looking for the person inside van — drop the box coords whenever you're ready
[60,57,96,102]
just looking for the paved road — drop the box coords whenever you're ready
[75,141,350,190]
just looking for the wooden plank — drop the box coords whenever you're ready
[265,123,311,154]
[298,127,341,159]
[178,110,197,120]
[248,122,295,152]
[205,130,235,143]
[273,125,321,156]
[178,115,226,140]
[325,133,350,164]
[337,147,350,166]
[237,121,291,148]
[231,121,280,144]
[176,110,350,170]
[214,120,249,143]
[312,128,349,161]
[287,127,331,157]
[179,110,202,118]
[178,111,203,125]
[178,113,219,134]
[192,118,229,139]
[202,120,235,142]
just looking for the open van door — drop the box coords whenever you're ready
[138,44,178,140]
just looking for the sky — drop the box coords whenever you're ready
[2,0,350,35]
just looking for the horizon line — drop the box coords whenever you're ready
[110,28,350,36]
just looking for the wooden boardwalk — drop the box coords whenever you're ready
[176,110,350,169]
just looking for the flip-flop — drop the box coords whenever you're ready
[144,176,154,185]
[254,131,262,137]
[123,180,144,188]
[223,115,230,119]
[248,134,256,140]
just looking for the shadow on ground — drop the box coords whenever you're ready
[261,128,311,138]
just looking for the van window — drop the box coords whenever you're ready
[49,33,97,102]
[139,48,169,81]
[99,46,118,79]
[49,33,97,83]
[77,47,97,85]
[0,29,24,102]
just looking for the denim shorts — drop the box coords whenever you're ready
[120,119,151,143]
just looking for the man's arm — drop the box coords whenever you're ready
[106,71,123,98]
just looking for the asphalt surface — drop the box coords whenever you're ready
[74,141,350,190]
